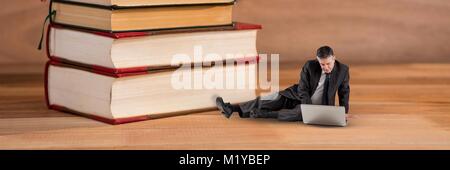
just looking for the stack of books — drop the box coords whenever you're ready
[42,0,261,124]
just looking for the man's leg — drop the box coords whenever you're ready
[276,104,303,121]
[250,98,302,121]
[216,93,287,118]
[240,93,288,118]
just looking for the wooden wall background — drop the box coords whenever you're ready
[1,0,450,66]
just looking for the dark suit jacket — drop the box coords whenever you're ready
[279,59,350,113]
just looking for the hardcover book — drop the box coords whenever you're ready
[47,22,261,73]
[45,60,258,124]
[50,0,236,32]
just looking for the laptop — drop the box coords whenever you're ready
[300,104,347,127]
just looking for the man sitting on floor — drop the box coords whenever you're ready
[216,46,350,121]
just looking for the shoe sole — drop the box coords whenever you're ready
[216,98,231,118]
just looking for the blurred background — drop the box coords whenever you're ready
[1,0,450,69]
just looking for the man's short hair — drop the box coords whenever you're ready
[316,46,334,59]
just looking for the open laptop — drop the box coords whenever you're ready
[300,104,347,127]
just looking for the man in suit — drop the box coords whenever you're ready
[216,46,350,121]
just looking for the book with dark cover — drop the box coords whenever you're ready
[49,0,237,32]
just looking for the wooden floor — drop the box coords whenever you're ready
[0,63,449,150]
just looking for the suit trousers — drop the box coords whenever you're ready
[238,93,303,121]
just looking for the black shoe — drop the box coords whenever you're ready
[216,97,233,118]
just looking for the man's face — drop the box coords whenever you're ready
[317,56,335,74]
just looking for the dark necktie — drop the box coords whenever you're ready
[322,74,330,105]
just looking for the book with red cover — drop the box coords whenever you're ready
[45,57,259,125]
[46,22,262,74]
